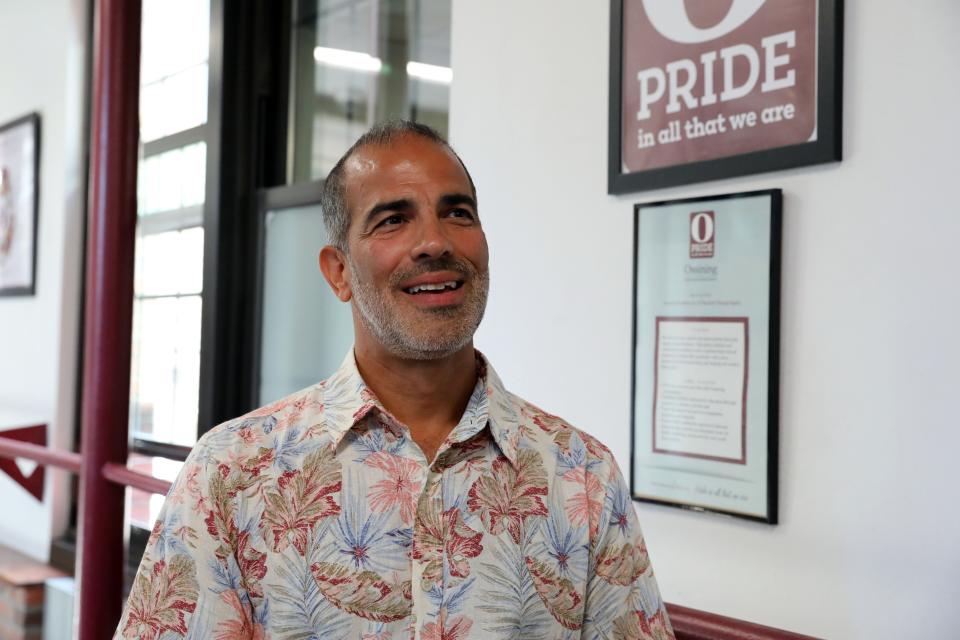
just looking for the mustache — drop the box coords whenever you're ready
[389,256,476,286]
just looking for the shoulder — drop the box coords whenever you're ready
[482,354,617,476]
[167,382,333,511]
[191,381,329,464]
[507,395,631,544]
[511,394,621,482]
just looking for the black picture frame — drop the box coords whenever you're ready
[608,0,843,194]
[0,112,41,297]
[630,188,781,523]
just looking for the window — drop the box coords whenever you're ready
[129,0,210,453]
[127,0,211,527]
[289,0,452,181]
[254,0,454,405]
[124,0,454,455]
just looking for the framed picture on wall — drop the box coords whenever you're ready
[631,189,781,523]
[608,0,843,194]
[0,113,40,297]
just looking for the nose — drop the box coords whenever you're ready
[410,215,453,260]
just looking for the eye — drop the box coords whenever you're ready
[447,207,475,221]
[376,213,405,229]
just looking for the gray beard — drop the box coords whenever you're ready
[348,256,489,361]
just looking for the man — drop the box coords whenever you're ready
[116,121,674,639]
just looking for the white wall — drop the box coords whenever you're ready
[452,1,959,638]
[0,0,87,561]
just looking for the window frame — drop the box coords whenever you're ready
[129,2,215,459]
[135,0,455,452]
[195,0,293,440]
[249,178,326,408]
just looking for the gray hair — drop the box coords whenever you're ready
[320,120,477,251]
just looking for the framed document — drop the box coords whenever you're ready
[608,0,843,194]
[631,189,781,522]
[0,113,40,297]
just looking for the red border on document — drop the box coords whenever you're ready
[652,316,749,464]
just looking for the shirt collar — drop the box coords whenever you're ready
[321,349,520,466]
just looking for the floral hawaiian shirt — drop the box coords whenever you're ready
[116,351,674,640]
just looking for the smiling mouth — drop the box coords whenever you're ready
[403,280,463,295]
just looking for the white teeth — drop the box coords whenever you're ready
[407,281,459,294]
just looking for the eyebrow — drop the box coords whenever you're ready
[362,198,414,230]
[361,193,479,230]
[439,193,477,211]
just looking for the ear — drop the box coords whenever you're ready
[319,245,352,302]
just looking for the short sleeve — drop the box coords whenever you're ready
[581,455,675,640]
[113,440,259,639]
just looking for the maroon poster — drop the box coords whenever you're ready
[610,0,841,192]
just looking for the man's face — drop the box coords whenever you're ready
[338,134,489,360]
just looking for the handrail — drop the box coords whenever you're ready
[0,434,170,494]
[102,461,172,495]
[0,434,81,473]
[666,603,820,640]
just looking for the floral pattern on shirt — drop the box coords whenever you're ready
[116,352,674,639]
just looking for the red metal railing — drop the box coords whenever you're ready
[102,461,172,496]
[77,0,143,636]
[0,433,81,474]
[0,436,172,497]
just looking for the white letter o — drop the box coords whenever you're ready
[642,0,766,44]
[691,212,714,243]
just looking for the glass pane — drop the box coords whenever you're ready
[129,295,203,447]
[142,0,210,83]
[290,0,452,181]
[180,142,207,207]
[134,228,204,297]
[139,142,207,215]
[141,0,210,141]
[127,455,185,529]
[406,1,451,133]
[131,0,209,451]
[141,64,209,142]
[259,204,354,404]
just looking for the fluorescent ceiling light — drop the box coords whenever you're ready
[406,61,453,84]
[313,46,382,72]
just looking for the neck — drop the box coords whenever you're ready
[353,337,479,461]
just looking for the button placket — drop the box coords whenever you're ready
[411,462,442,637]
[437,465,448,633]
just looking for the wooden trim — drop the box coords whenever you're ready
[667,603,822,640]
